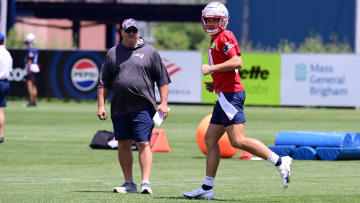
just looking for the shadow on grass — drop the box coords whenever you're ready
[191,156,206,159]
[73,191,114,193]
[154,196,241,202]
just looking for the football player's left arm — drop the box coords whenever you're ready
[202,54,242,75]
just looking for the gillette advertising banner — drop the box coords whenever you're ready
[281,54,360,107]
[201,53,281,106]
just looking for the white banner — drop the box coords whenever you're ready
[156,51,202,103]
[281,54,360,107]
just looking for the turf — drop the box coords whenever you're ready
[0,100,359,202]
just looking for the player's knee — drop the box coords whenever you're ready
[230,136,246,149]
[204,135,218,148]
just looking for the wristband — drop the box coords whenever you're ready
[209,66,214,74]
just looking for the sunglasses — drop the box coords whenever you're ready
[125,27,138,33]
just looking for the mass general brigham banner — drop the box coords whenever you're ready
[281,54,360,107]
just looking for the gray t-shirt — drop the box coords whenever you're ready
[98,39,171,116]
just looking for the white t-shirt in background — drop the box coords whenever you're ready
[0,45,13,80]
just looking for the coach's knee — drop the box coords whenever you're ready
[118,140,133,150]
[136,142,151,151]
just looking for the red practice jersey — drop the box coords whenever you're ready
[208,30,245,93]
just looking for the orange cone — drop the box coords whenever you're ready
[150,129,171,152]
[239,150,252,160]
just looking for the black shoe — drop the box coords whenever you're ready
[0,137,3,143]
[22,102,36,108]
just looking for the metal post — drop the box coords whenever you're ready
[1,0,8,34]
[356,0,360,54]
[106,23,116,49]
[241,0,249,47]
[72,20,80,49]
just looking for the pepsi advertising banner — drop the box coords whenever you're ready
[8,49,105,99]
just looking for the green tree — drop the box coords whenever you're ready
[5,29,26,49]
[153,23,352,53]
[325,33,351,53]
[297,33,326,53]
[6,24,352,53]
[277,39,296,53]
[154,22,210,51]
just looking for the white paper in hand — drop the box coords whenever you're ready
[107,137,118,149]
[153,108,170,126]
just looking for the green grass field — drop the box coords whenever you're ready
[1,100,360,202]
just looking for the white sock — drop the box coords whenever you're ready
[142,180,150,184]
[267,152,280,166]
[203,176,215,187]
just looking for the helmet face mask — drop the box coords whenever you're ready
[201,1,229,35]
[201,16,226,34]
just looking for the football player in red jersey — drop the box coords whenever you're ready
[184,2,293,200]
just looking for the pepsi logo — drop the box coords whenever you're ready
[71,58,99,92]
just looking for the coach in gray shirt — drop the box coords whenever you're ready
[97,18,170,195]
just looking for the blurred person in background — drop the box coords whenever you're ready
[184,1,292,200]
[0,33,13,143]
[97,18,171,195]
[23,33,39,107]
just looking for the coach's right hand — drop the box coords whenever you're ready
[97,106,107,120]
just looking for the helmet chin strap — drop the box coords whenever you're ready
[205,27,223,35]
[206,28,218,34]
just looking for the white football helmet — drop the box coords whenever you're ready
[24,33,36,44]
[201,1,229,34]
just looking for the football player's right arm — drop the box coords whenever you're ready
[97,87,108,120]
[202,55,242,75]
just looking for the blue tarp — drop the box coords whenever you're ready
[275,131,353,148]
[293,146,318,160]
[317,147,360,161]
[268,145,296,157]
